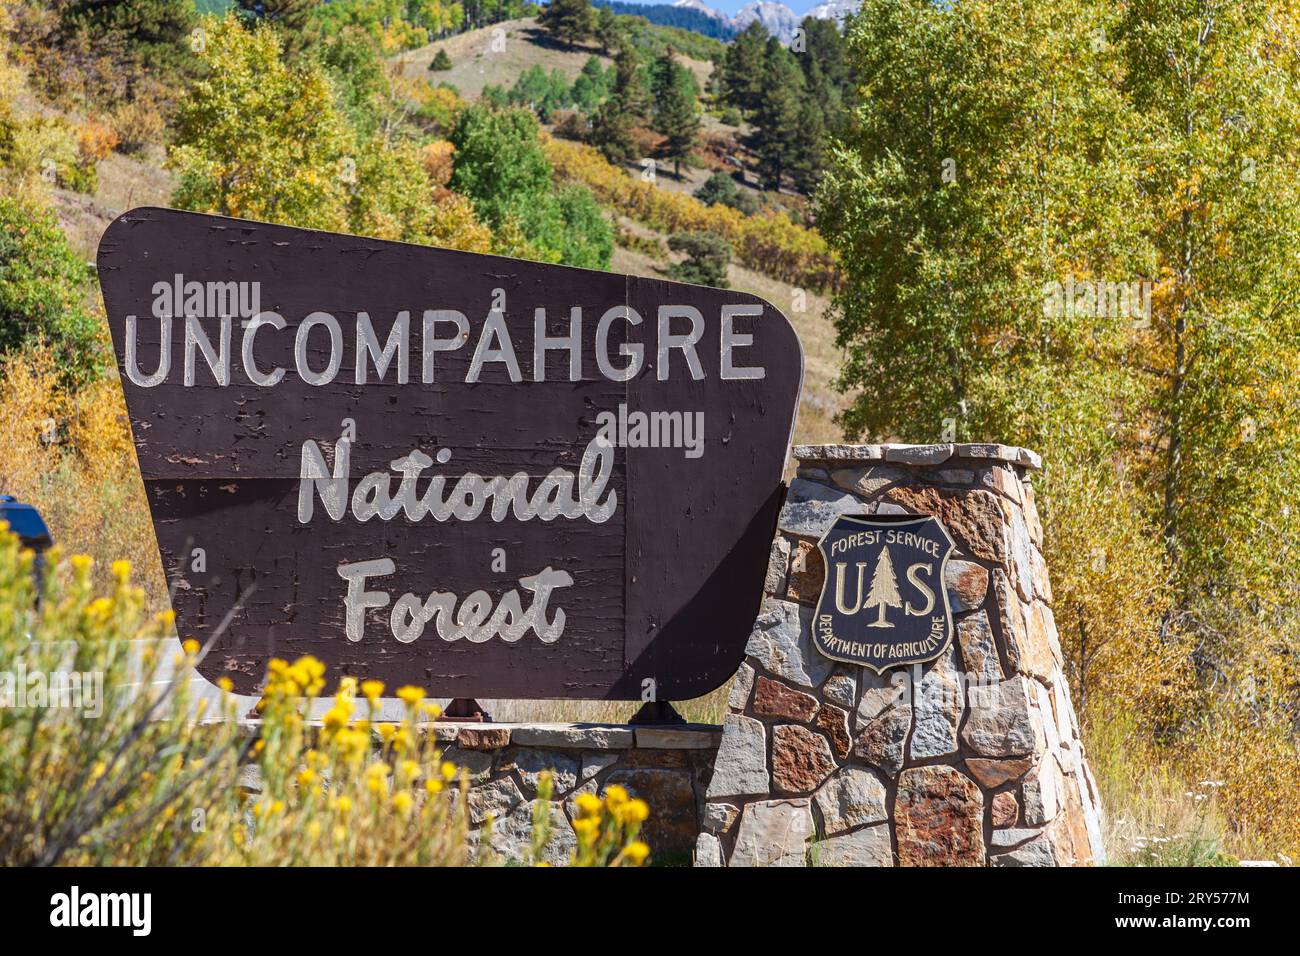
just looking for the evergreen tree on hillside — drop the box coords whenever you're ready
[59,0,196,73]
[237,1,317,32]
[799,15,853,135]
[538,0,594,50]
[237,0,319,55]
[649,48,699,179]
[668,231,730,288]
[589,43,647,163]
[718,20,767,114]
[592,5,621,54]
[749,39,808,192]
[799,16,850,93]
[791,97,827,194]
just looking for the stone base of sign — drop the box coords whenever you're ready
[697,443,1105,868]
[239,721,720,865]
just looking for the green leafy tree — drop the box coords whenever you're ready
[551,184,614,270]
[315,27,388,135]
[450,104,553,227]
[819,0,1300,848]
[538,0,594,50]
[408,0,465,36]
[570,56,612,113]
[449,103,612,268]
[649,48,699,178]
[429,47,453,70]
[0,196,104,387]
[169,15,352,231]
[668,231,730,288]
[508,64,572,120]
[306,0,427,52]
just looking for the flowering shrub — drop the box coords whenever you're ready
[0,533,239,866]
[0,529,651,866]
[544,135,839,293]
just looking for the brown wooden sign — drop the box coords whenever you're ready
[97,208,803,699]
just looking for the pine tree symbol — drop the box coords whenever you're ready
[865,546,902,628]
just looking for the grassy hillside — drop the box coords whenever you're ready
[401,18,714,98]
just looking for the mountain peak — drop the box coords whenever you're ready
[672,0,728,19]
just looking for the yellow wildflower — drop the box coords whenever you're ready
[323,702,351,731]
[574,793,603,818]
[85,597,113,623]
[396,685,424,706]
[392,791,414,815]
[621,798,649,825]
[623,840,650,865]
[361,679,384,702]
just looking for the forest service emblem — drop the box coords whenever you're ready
[811,514,956,673]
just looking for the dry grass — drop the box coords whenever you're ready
[399,19,713,101]
[1085,711,1244,866]
[612,242,847,455]
[0,346,168,609]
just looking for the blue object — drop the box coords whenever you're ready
[0,495,53,551]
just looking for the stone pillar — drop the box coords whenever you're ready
[696,443,1105,867]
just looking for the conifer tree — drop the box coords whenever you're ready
[589,43,646,164]
[538,0,594,50]
[649,48,699,179]
[718,19,767,114]
[749,39,806,191]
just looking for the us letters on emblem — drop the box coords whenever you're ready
[811,514,956,673]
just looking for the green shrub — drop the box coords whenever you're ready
[0,196,104,387]
[668,230,730,288]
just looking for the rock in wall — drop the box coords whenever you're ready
[697,443,1105,867]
